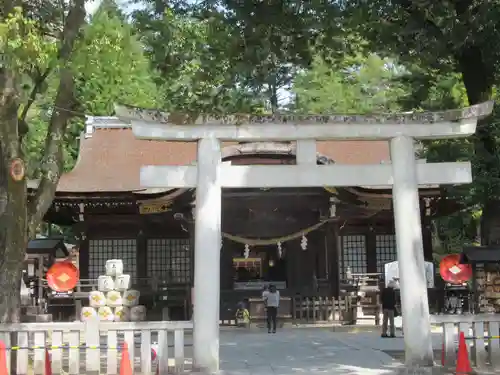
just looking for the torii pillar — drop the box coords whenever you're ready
[116,102,493,373]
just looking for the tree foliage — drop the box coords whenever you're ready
[74,2,159,115]
[133,5,268,114]
[293,54,405,114]
[342,0,500,244]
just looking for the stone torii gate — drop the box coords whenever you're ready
[116,102,493,372]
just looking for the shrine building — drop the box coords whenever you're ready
[37,116,451,320]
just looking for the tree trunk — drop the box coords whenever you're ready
[457,46,498,245]
[0,0,86,323]
[0,68,27,323]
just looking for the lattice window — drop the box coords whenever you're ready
[147,239,191,284]
[375,234,397,274]
[340,235,367,279]
[88,239,137,280]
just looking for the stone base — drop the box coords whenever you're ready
[393,366,470,375]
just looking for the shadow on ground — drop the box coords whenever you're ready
[218,328,409,375]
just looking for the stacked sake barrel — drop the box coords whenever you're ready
[81,259,146,322]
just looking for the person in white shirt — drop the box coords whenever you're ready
[262,284,280,333]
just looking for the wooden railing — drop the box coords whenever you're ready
[431,314,500,371]
[0,320,193,375]
[291,296,352,324]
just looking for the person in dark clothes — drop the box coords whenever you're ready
[381,279,397,338]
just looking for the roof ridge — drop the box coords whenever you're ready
[85,116,130,138]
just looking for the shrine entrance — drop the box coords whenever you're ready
[116,102,493,372]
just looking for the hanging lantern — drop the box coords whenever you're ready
[300,235,308,250]
[243,244,250,259]
[439,254,472,284]
[277,241,282,258]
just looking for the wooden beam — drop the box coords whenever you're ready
[223,189,324,198]
[140,162,472,189]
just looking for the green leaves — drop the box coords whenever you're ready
[72,4,159,116]
[133,5,260,114]
[292,54,405,114]
[0,7,57,73]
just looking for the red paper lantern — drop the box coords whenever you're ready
[46,261,80,292]
[439,254,472,284]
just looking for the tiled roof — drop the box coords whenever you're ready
[57,117,391,193]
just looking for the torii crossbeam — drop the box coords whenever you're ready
[116,101,494,372]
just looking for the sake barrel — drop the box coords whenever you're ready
[114,306,130,322]
[98,275,115,292]
[89,291,106,308]
[106,290,123,307]
[130,305,147,322]
[122,289,140,307]
[98,306,114,321]
[105,259,123,277]
[115,274,131,291]
[80,307,97,322]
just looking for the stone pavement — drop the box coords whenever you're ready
[217,328,444,375]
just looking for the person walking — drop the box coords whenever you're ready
[381,279,397,338]
[262,284,279,333]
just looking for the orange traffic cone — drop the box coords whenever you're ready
[119,342,133,375]
[456,331,472,374]
[0,341,7,375]
[45,348,52,375]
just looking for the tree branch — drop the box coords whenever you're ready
[27,0,86,237]
[18,67,52,138]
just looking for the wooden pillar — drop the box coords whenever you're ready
[286,241,295,291]
[366,226,377,273]
[421,198,433,262]
[188,220,195,288]
[75,221,89,279]
[220,239,234,290]
[293,239,304,292]
[326,221,340,297]
[185,219,195,319]
[136,228,147,278]
[79,237,89,279]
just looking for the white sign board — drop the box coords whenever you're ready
[384,261,435,288]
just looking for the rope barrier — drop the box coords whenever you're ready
[464,336,500,340]
[4,343,192,350]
